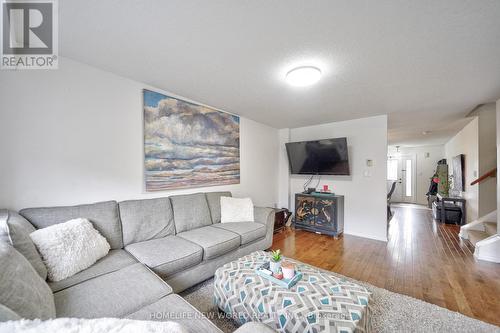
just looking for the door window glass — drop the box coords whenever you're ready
[405,159,412,197]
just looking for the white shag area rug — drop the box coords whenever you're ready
[181,277,500,333]
[0,317,188,333]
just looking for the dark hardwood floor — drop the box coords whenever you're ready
[271,204,500,326]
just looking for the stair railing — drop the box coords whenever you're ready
[470,168,497,186]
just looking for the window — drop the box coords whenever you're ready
[387,159,398,181]
[405,159,412,197]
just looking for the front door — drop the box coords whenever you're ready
[387,154,416,203]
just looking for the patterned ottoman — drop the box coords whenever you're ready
[214,251,371,333]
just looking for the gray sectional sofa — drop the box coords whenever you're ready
[0,191,276,333]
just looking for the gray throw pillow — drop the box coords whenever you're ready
[0,210,47,280]
[0,242,56,319]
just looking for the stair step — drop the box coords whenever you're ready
[484,222,497,236]
[468,230,490,246]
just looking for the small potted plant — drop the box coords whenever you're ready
[281,260,295,280]
[270,249,282,273]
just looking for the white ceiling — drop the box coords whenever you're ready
[59,0,500,146]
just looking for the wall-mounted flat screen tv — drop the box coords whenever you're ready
[285,137,350,175]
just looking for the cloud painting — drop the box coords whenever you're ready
[144,90,240,191]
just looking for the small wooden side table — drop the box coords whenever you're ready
[273,208,291,233]
[437,193,466,225]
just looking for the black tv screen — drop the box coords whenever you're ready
[285,137,350,175]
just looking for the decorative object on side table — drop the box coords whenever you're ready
[436,162,448,196]
[269,249,282,273]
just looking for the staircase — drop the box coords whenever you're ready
[459,211,500,263]
[466,222,497,245]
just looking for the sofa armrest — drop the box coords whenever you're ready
[254,207,275,228]
[234,322,276,333]
[254,207,275,250]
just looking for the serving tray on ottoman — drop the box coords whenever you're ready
[214,251,372,333]
[255,262,303,289]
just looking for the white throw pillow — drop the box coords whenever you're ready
[220,197,254,223]
[30,218,110,282]
[0,317,189,333]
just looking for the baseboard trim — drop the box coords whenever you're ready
[344,231,388,242]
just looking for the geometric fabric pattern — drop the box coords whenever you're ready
[214,251,372,333]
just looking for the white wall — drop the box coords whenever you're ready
[277,128,291,209]
[0,57,280,210]
[444,118,479,223]
[497,98,500,227]
[387,145,445,205]
[477,103,497,216]
[281,115,388,242]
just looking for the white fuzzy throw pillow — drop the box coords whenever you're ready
[30,218,110,282]
[220,197,254,223]
[0,317,188,333]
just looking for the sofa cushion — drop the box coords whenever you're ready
[177,226,240,260]
[212,222,266,245]
[126,294,222,333]
[0,242,56,320]
[49,249,138,292]
[205,191,232,224]
[170,193,212,233]
[20,201,123,249]
[0,209,47,279]
[119,197,176,246]
[53,263,172,318]
[125,236,203,277]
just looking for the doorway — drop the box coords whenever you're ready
[387,154,416,203]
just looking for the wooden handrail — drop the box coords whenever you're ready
[470,167,497,186]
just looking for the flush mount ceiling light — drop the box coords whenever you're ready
[285,66,322,87]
